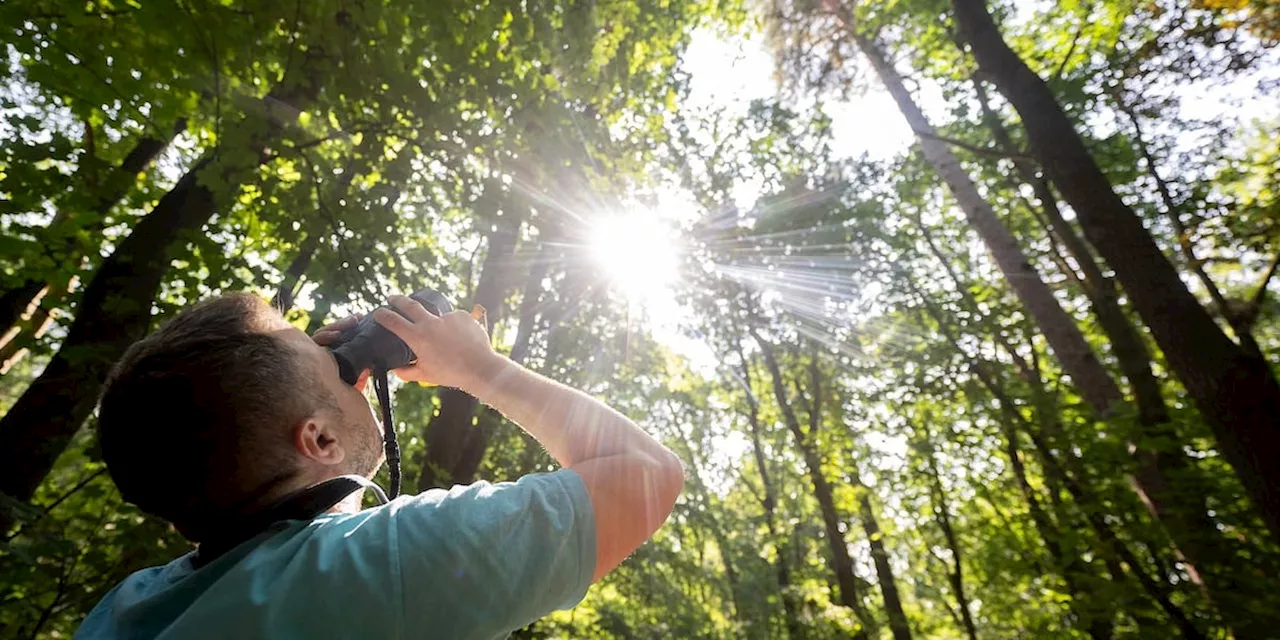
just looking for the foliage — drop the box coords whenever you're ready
[1,0,1278,638]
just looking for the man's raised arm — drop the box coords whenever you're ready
[374,296,684,582]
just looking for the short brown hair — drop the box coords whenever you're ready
[98,293,333,542]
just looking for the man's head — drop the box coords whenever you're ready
[98,293,383,543]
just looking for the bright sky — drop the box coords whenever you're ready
[594,28,917,371]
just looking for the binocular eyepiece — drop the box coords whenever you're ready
[326,288,454,383]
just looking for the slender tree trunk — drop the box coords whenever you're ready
[1021,421,1207,639]
[951,0,1280,545]
[910,293,1115,639]
[854,33,1124,416]
[916,424,980,640]
[0,55,329,531]
[418,183,526,490]
[752,330,874,639]
[1111,95,1263,354]
[956,324,1206,638]
[849,465,913,640]
[731,342,803,639]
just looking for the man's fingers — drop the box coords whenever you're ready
[388,295,437,323]
[311,314,362,345]
[312,330,341,346]
[371,307,416,340]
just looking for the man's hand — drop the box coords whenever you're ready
[311,313,370,392]
[372,295,498,390]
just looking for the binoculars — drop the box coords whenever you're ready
[326,288,454,384]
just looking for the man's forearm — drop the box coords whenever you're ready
[458,354,677,470]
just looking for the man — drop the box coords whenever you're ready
[75,292,684,639]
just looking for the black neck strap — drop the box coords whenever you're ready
[372,368,402,498]
[191,474,388,568]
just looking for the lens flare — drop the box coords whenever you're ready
[588,211,680,308]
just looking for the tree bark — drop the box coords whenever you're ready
[850,465,913,640]
[752,330,873,639]
[0,56,329,530]
[508,242,554,366]
[417,182,526,490]
[952,0,1280,545]
[0,123,184,343]
[854,34,1124,416]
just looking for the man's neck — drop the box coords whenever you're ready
[330,488,366,514]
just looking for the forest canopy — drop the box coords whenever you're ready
[2,0,1279,637]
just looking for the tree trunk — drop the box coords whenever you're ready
[417,182,526,490]
[1111,95,1263,354]
[732,340,803,639]
[855,33,1124,416]
[850,466,913,640]
[955,323,1206,638]
[951,0,1280,545]
[0,122,184,343]
[752,330,873,639]
[911,291,1115,639]
[273,233,322,312]
[916,423,979,640]
[0,56,329,531]
[0,276,75,376]
[508,243,553,365]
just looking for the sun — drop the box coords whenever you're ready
[588,210,680,308]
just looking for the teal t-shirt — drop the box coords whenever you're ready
[74,469,596,639]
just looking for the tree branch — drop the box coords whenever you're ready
[1251,251,1280,309]
[914,130,1033,161]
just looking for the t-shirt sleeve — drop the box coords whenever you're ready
[390,468,597,638]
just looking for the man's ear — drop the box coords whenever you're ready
[294,417,347,467]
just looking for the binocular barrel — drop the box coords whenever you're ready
[328,289,454,383]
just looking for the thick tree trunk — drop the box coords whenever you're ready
[418,184,525,490]
[752,332,873,638]
[972,80,1168,423]
[0,59,328,530]
[0,124,183,343]
[850,467,913,640]
[855,34,1124,416]
[951,0,1280,545]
